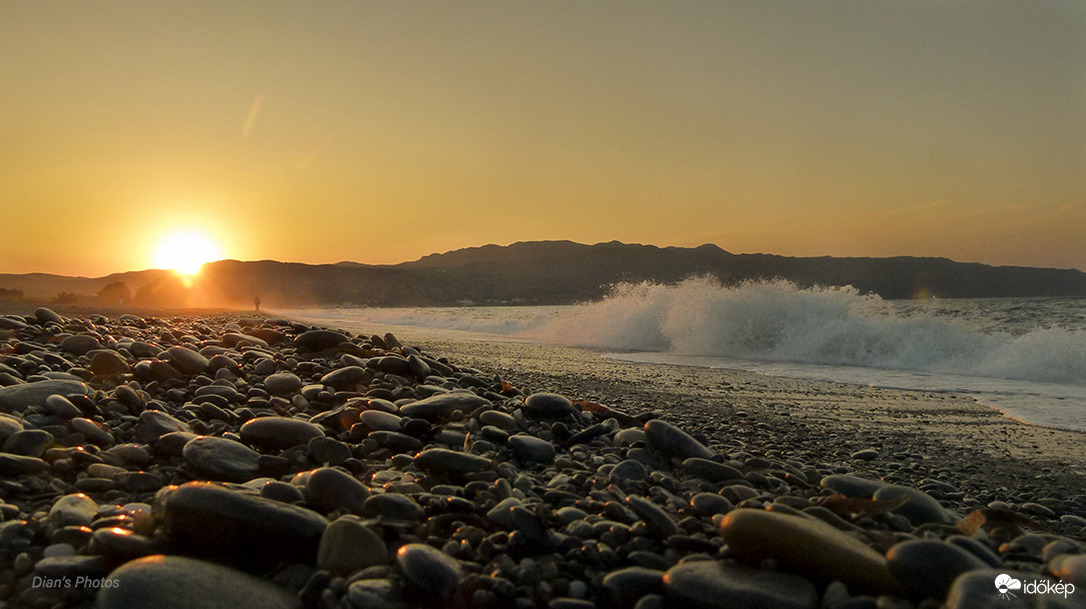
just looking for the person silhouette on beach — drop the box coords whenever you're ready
[254,295,261,312]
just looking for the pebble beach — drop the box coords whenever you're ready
[1,307,1084,609]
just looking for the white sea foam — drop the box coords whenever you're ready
[537,277,1086,387]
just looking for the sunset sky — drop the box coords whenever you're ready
[3,1,1084,277]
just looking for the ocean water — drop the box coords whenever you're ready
[288,278,1086,431]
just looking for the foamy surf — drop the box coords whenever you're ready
[286,279,1086,429]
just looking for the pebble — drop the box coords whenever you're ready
[819,474,888,498]
[2,428,54,457]
[396,542,464,595]
[263,372,302,395]
[361,409,404,431]
[720,508,902,595]
[71,417,114,446]
[886,539,989,601]
[872,484,954,525]
[165,345,209,375]
[414,447,495,475]
[159,481,328,565]
[317,515,389,574]
[182,436,261,482]
[98,555,298,609]
[508,433,557,462]
[0,379,91,413]
[399,392,492,420]
[524,392,578,418]
[48,493,98,528]
[239,416,325,449]
[60,334,101,355]
[644,419,715,460]
[89,349,131,375]
[304,466,371,514]
[663,561,818,609]
[294,329,349,351]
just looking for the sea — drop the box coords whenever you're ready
[287,278,1086,432]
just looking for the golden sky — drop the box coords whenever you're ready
[3,1,1084,276]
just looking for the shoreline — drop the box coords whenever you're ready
[282,317,1086,501]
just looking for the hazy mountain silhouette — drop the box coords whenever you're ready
[3,241,1086,309]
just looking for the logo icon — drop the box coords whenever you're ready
[995,574,1022,600]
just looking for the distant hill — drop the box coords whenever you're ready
[3,241,1086,309]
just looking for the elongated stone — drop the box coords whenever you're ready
[98,555,298,609]
[399,392,491,420]
[644,419,714,460]
[414,448,495,475]
[720,508,903,595]
[182,436,260,482]
[663,561,817,609]
[158,482,327,566]
[0,380,91,413]
[317,515,388,575]
[240,416,325,449]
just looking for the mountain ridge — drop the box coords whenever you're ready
[3,241,1085,308]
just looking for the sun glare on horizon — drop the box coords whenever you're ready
[153,231,222,276]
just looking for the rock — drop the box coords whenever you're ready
[240,416,325,449]
[165,346,209,375]
[48,493,98,528]
[137,410,191,442]
[602,567,665,606]
[720,508,902,595]
[305,466,371,514]
[680,458,743,482]
[1049,554,1086,586]
[97,555,298,609]
[34,307,65,324]
[886,539,989,601]
[872,484,954,525]
[361,410,403,431]
[158,482,327,566]
[820,474,888,498]
[625,495,679,537]
[294,329,349,351]
[60,334,102,355]
[0,380,91,413]
[399,392,491,420]
[663,561,818,609]
[320,365,368,390]
[508,433,557,462]
[2,429,54,457]
[414,448,495,475]
[71,417,114,446]
[524,393,578,418]
[850,448,879,461]
[88,349,131,376]
[609,459,650,485]
[317,515,389,575]
[264,372,302,395]
[43,394,83,418]
[347,578,400,609]
[478,410,518,430]
[182,436,261,482]
[396,542,464,595]
[0,453,49,475]
[644,419,714,460]
[0,414,23,443]
[689,493,733,516]
[361,493,425,525]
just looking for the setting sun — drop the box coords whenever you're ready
[153,231,222,276]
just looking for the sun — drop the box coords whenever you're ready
[153,231,222,276]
